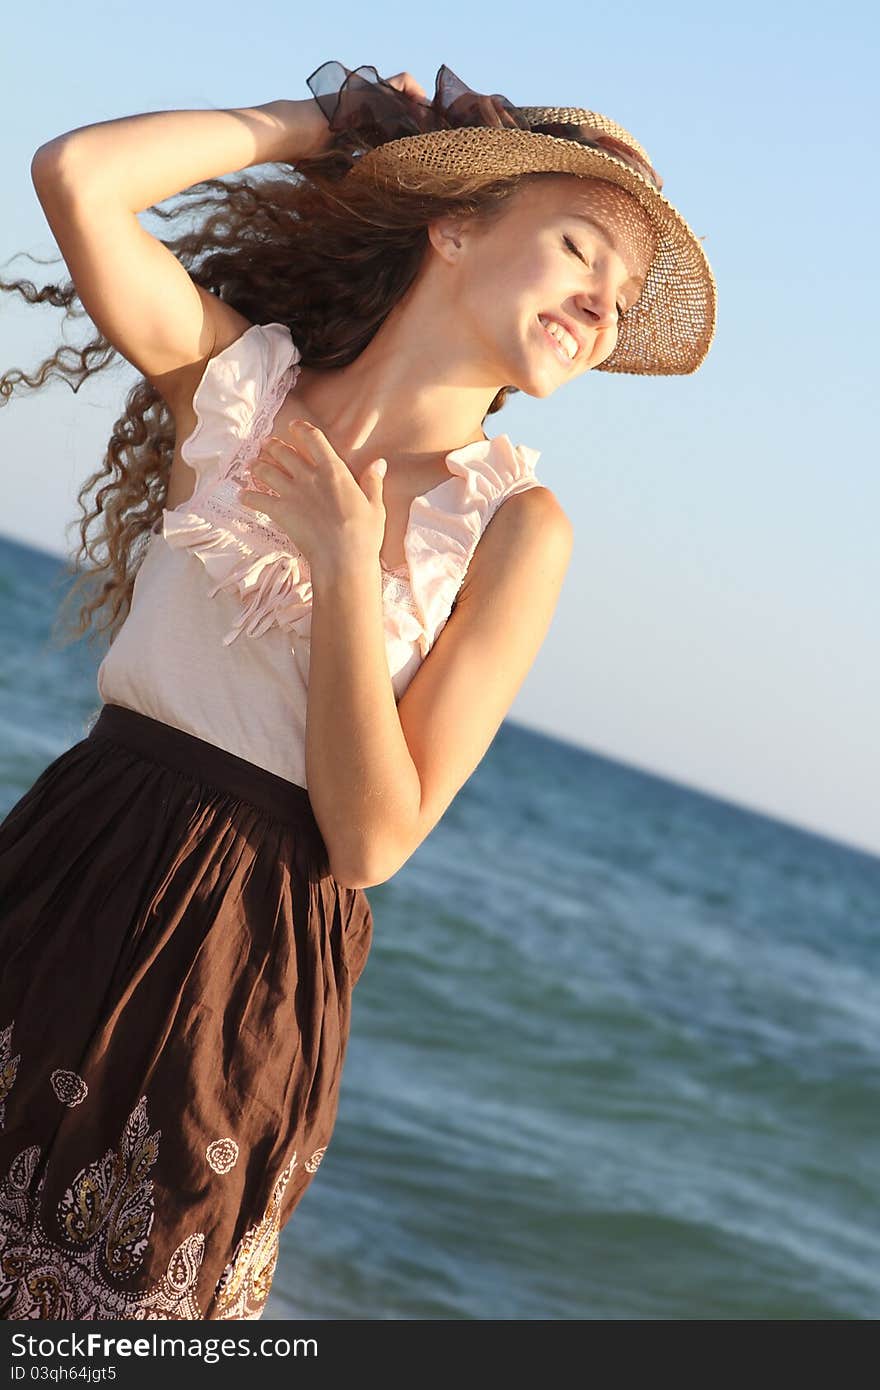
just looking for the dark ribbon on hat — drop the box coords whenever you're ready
[306,61,663,192]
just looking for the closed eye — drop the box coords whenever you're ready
[563,235,627,318]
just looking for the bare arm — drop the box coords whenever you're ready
[32,98,328,212]
[25,69,424,407]
[307,487,573,888]
[306,555,423,886]
[28,98,329,403]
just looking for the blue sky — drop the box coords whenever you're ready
[1,0,878,855]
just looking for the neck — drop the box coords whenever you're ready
[293,282,501,473]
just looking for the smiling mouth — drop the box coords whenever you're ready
[537,315,580,367]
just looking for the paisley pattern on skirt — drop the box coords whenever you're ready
[0,704,374,1320]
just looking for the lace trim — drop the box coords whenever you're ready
[219,360,303,555]
[189,360,418,611]
[380,568,418,615]
[161,330,545,654]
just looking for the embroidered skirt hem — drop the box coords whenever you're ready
[0,704,373,1320]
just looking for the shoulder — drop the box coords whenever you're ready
[457,483,574,607]
[493,482,573,549]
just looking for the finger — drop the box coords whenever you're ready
[238,488,278,517]
[287,418,341,469]
[252,456,292,491]
[490,97,514,129]
[260,434,304,467]
[479,95,505,129]
[360,456,387,502]
[386,71,427,101]
[252,445,299,477]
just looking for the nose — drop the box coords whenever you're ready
[576,286,619,331]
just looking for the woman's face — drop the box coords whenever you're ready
[430,174,657,393]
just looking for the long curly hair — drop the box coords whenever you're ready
[1,143,550,650]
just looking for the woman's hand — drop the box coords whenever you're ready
[295,69,429,159]
[382,71,429,103]
[239,419,388,580]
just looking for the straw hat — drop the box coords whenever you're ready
[306,61,717,376]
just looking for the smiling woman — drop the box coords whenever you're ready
[0,58,715,1321]
[506,175,659,374]
[566,195,655,313]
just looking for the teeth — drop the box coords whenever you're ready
[539,315,578,360]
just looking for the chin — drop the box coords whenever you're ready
[504,355,567,400]
[524,378,564,400]
[525,360,587,397]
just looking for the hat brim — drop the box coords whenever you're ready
[346,127,717,377]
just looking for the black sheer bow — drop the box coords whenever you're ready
[305,61,663,191]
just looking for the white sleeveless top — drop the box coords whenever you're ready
[97,322,544,788]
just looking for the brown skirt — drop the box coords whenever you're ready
[0,703,374,1320]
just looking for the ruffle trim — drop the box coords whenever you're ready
[403,433,542,656]
[163,488,314,645]
[179,322,303,488]
[161,321,542,654]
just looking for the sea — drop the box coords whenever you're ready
[1,531,878,1321]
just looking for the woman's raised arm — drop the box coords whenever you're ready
[31,98,330,212]
[28,98,326,411]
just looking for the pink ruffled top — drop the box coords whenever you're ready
[97,322,544,788]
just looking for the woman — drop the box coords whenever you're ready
[0,62,716,1319]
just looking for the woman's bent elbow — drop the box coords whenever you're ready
[329,841,406,890]
[330,863,391,890]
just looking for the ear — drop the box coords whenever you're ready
[426,213,471,265]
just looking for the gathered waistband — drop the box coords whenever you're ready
[88,703,318,832]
